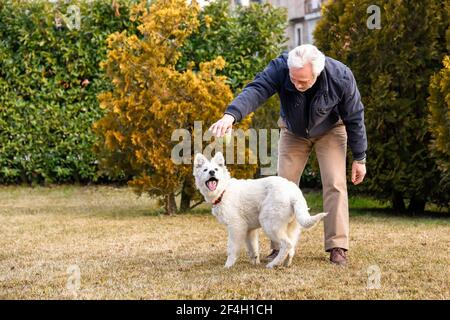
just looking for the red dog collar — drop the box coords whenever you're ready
[212,190,226,205]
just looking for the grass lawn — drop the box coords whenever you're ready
[0,185,448,299]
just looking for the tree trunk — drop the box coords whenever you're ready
[408,196,426,215]
[180,179,192,212]
[392,191,406,213]
[164,193,177,215]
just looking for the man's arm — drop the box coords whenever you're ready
[210,56,284,137]
[337,68,368,161]
[224,57,283,123]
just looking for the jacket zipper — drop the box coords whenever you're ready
[306,91,328,138]
[300,94,310,138]
[306,95,313,138]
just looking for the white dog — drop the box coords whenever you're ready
[193,152,327,268]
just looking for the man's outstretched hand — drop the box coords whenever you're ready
[209,114,235,138]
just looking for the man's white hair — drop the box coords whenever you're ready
[287,44,325,77]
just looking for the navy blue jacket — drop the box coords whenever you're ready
[224,52,367,160]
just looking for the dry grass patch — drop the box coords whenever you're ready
[0,185,448,299]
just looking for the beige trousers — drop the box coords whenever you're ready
[274,117,349,252]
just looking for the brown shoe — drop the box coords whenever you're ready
[266,249,279,262]
[330,248,348,266]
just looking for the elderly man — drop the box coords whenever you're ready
[209,44,367,266]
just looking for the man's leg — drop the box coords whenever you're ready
[270,118,312,255]
[277,129,312,184]
[314,122,349,261]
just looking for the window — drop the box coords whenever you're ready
[305,0,322,14]
[295,24,303,46]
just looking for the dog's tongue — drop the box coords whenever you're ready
[207,180,217,191]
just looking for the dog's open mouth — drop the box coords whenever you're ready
[205,177,218,191]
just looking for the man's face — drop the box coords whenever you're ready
[289,63,317,92]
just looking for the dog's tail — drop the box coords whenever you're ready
[292,198,328,229]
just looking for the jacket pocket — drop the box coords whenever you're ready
[316,105,335,116]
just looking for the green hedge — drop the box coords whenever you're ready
[0,0,138,184]
[427,55,450,207]
[314,0,449,212]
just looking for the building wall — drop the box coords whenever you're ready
[261,0,324,50]
[227,0,324,50]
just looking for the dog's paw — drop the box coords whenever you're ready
[266,262,277,269]
[250,256,260,265]
[283,258,293,267]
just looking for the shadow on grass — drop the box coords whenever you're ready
[91,207,165,218]
[350,207,450,220]
[103,206,212,218]
[108,189,447,221]
[181,207,450,227]
[302,190,449,221]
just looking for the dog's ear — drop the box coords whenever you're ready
[193,153,207,169]
[212,151,225,167]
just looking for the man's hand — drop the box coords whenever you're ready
[351,161,366,185]
[209,114,235,137]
